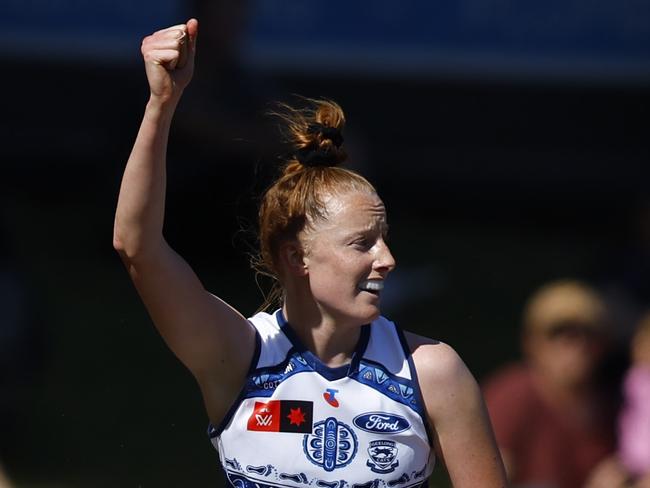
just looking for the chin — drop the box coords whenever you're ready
[359,304,382,324]
[330,307,380,328]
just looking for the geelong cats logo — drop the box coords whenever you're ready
[366,440,399,474]
[303,417,358,472]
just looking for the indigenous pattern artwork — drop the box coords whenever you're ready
[210,311,435,487]
[303,417,358,471]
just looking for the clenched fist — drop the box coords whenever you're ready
[141,18,198,103]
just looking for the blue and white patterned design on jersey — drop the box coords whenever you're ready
[387,473,410,487]
[226,471,356,488]
[213,312,435,487]
[303,417,358,472]
[224,457,242,471]
[351,362,421,415]
[246,354,312,398]
[278,472,309,484]
[246,464,275,476]
[314,480,342,488]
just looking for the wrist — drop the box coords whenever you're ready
[144,94,182,121]
[147,89,184,109]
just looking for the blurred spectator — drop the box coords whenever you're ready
[584,311,650,488]
[483,279,618,488]
[619,312,650,483]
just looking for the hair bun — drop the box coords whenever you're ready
[295,147,340,167]
[270,98,348,172]
[295,123,345,167]
[307,123,344,148]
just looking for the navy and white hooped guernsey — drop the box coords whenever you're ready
[209,310,435,488]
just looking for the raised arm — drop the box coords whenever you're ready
[408,335,508,488]
[113,19,255,424]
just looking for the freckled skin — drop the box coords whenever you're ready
[300,191,396,329]
[117,18,508,485]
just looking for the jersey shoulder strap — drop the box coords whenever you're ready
[247,310,293,369]
[363,315,413,380]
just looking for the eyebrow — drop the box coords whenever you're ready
[348,220,389,237]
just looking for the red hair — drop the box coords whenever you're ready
[255,98,376,308]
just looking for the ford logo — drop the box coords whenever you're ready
[353,412,411,434]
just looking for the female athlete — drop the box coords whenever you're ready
[113,18,507,488]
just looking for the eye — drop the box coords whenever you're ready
[382,222,390,241]
[352,236,373,251]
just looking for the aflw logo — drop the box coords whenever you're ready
[255,413,273,426]
[247,400,314,433]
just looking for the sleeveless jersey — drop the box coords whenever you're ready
[209,310,435,488]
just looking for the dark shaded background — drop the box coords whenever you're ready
[1,0,648,486]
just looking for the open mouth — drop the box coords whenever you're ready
[357,280,384,296]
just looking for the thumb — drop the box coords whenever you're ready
[187,18,199,53]
[176,18,198,70]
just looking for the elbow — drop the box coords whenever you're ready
[113,234,127,254]
[112,217,128,252]
[112,222,125,252]
[112,224,139,261]
[112,232,132,260]
[113,226,162,263]
[113,215,141,260]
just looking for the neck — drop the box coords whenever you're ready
[282,294,361,368]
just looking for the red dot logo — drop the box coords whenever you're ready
[323,388,340,407]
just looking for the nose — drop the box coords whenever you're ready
[374,239,396,274]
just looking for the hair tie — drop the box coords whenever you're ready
[295,147,337,167]
[307,123,344,148]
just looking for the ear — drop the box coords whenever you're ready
[279,240,308,277]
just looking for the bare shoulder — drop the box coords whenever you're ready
[403,330,481,426]
[404,332,508,486]
[404,331,472,388]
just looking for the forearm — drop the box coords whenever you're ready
[113,96,180,258]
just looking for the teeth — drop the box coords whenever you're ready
[358,280,384,292]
